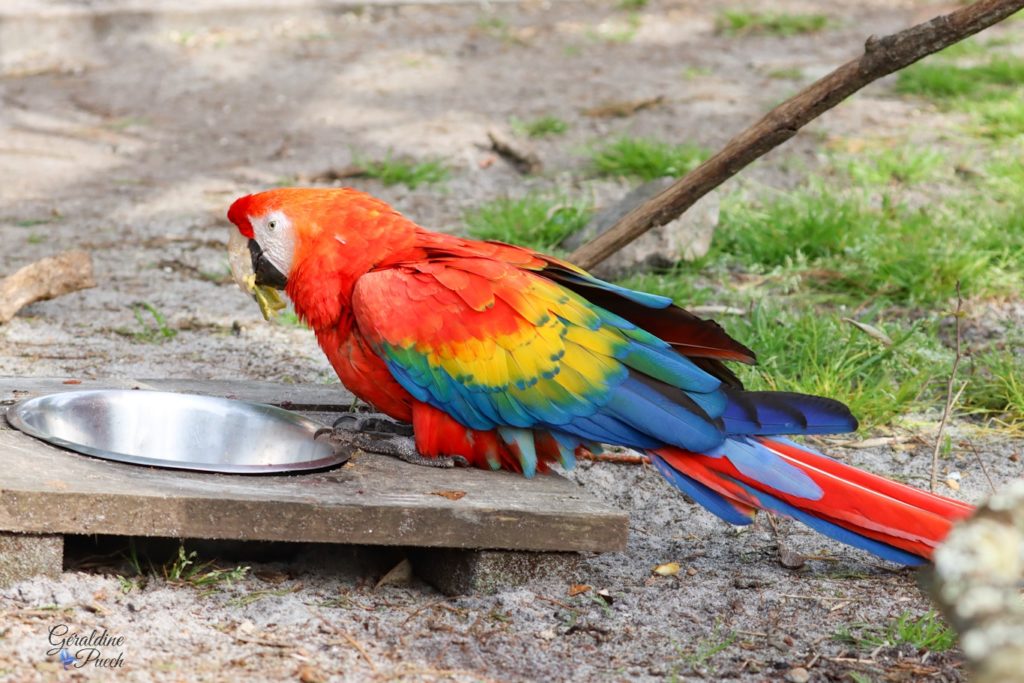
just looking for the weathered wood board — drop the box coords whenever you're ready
[0,377,628,553]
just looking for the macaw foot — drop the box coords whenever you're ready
[330,412,414,437]
[314,412,469,469]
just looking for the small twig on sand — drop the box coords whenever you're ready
[400,598,446,626]
[569,0,1024,269]
[931,283,964,492]
[319,617,377,672]
[535,594,573,610]
[0,250,95,324]
[965,437,997,493]
[233,634,293,648]
[578,451,650,465]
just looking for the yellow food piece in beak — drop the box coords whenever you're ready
[245,274,287,321]
[228,228,285,321]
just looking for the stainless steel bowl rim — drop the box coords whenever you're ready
[5,389,345,474]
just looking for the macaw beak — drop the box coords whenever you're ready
[227,229,287,321]
[248,239,288,290]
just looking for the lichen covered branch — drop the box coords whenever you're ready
[931,480,1024,683]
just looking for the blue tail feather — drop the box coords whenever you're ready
[706,437,823,500]
[650,455,754,526]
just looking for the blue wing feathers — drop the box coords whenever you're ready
[606,377,723,452]
[721,390,858,436]
[561,413,663,449]
[688,387,728,419]
[621,341,721,394]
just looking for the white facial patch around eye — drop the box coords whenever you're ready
[251,209,296,277]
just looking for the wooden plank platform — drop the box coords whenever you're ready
[0,378,628,554]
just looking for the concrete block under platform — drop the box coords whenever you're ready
[412,548,581,596]
[0,532,63,588]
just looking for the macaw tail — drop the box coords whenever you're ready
[650,437,975,565]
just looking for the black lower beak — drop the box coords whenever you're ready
[248,239,288,289]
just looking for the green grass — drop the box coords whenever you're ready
[616,264,718,308]
[477,16,514,42]
[115,302,178,343]
[512,115,570,138]
[712,188,1022,306]
[680,631,736,668]
[611,168,1021,429]
[962,349,1024,425]
[896,58,1024,100]
[275,308,309,329]
[969,98,1024,139]
[464,194,591,251]
[714,190,866,267]
[597,129,1022,432]
[681,66,712,80]
[983,152,1024,200]
[833,611,957,652]
[590,137,710,181]
[589,13,641,44]
[118,541,248,594]
[164,544,249,589]
[766,67,803,80]
[725,306,941,428]
[355,153,449,188]
[838,148,946,186]
[14,217,57,228]
[669,624,737,678]
[894,55,1024,142]
[717,10,828,37]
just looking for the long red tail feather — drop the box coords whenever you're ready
[655,437,974,561]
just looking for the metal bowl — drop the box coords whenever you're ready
[5,389,346,474]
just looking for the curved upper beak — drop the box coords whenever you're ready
[248,239,288,289]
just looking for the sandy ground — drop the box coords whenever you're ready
[0,0,1021,680]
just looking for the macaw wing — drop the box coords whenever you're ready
[410,232,756,385]
[351,259,730,461]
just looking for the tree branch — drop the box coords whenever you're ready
[568,0,1024,270]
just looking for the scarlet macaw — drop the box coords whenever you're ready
[227,187,973,564]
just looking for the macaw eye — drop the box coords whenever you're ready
[268,219,278,231]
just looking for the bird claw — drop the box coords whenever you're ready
[330,413,413,437]
[314,412,468,469]
[393,451,471,469]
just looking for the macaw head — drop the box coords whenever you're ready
[226,187,418,324]
[227,188,303,295]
